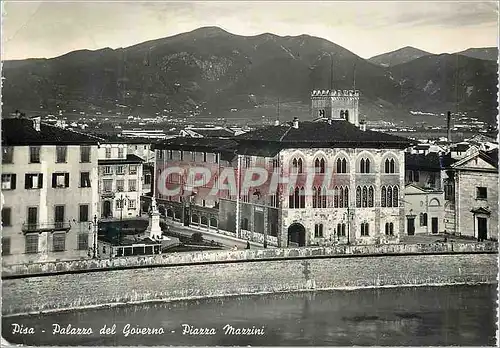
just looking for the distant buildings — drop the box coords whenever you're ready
[2,117,100,265]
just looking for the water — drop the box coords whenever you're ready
[2,284,497,346]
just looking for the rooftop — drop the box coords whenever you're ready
[2,118,101,146]
[236,120,412,149]
[154,137,237,153]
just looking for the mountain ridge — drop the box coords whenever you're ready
[2,27,497,125]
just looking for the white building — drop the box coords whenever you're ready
[97,143,144,219]
[1,117,100,265]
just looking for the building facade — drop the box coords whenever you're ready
[443,150,498,240]
[2,117,100,265]
[97,143,144,219]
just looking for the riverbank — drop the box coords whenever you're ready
[2,242,497,317]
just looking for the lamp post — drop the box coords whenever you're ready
[344,205,354,245]
[93,215,97,258]
[117,194,128,245]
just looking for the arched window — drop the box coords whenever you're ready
[291,158,303,174]
[344,187,349,208]
[387,186,393,207]
[393,186,399,207]
[201,216,208,225]
[368,186,374,207]
[300,187,305,208]
[356,186,361,208]
[315,158,326,174]
[313,187,318,208]
[289,187,295,209]
[320,187,327,208]
[362,186,368,208]
[192,214,199,224]
[339,187,344,208]
[385,222,394,236]
[381,186,387,207]
[336,157,348,173]
[294,187,300,208]
[344,110,349,121]
[360,157,371,173]
[340,110,345,118]
[384,158,397,173]
[334,186,339,208]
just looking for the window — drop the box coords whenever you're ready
[393,186,399,207]
[52,173,69,188]
[56,146,67,163]
[103,166,112,175]
[53,233,66,252]
[381,186,399,207]
[241,193,250,203]
[314,224,324,238]
[144,174,151,185]
[25,173,43,189]
[116,166,125,175]
[79,205,89,222]
[319,109,325,117]
[80,146,91,163]
[362,186,368,207]
[360,158,371,173]
[103,179,113,192]
[420,213,428,227]
[3,146,14,163]
[357,186,373,208]
[384,158,396,173]
[129,179,137,192]
[2,237,11,255]
[244,156,251,168]
[77,234,88,250]
[477,187,487,199]
[116,179,125,192]
[180,151,184,161]
[118,148,124,158]
[315,158,326,174]
[313,187,327,208]
[241,218,249,230]
[80,172,91,188]
[2,174,16,190]
[360,222,369,236]
[337,223,346,237]
[214,154,219,164]
[270,191,279,208]
[27,207,38,225]
[356,186,361,208]
[272,158,280,171]
[381,186,387,207]
[385,222,394,236]
[336,158,348,173]
[129,165,137,175]
[25,234,39,254]
[128,199,136,210]
[289,187,305,209]
[368,186,374,207]
[2,207,11,226]
[291,158,303,173]
[54,205,65,227]
[116,200,124,209]
[29,146,41,163]
[191,152,196,161]
[203,152,207,162]
[105,148,111,158]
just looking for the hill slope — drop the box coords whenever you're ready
[368,46,431,67]
[455,47,498,62]
[2,27,498,124]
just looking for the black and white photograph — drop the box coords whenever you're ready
[1,0,499,346]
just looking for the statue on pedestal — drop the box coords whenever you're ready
[146,197,168,241]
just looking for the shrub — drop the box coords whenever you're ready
[192,232,204,243]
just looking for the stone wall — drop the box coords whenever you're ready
[2,243,497,316]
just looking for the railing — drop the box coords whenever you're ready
[22,222,71,233]
[101,192,115,198]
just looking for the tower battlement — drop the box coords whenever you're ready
[311,89,360,97]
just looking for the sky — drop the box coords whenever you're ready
[1,1,499,61]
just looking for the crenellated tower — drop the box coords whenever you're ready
[311,89,360,126]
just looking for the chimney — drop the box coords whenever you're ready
[31,116,41,132]
[292,117,299,129]
[446,111,452,143]
[359,120,366,131]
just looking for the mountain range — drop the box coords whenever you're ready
[2,27,498,125]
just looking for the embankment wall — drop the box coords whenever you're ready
[2,243,498,316]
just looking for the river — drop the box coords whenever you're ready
[2,284,497,346]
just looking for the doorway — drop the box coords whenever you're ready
[288,223,306,247]
[407,217,415,236]
[431,217,438,234]
[54,205,65,229]
[103,201,112,218]
[477,217,488,241]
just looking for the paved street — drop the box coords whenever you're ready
[165,221,267,250]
